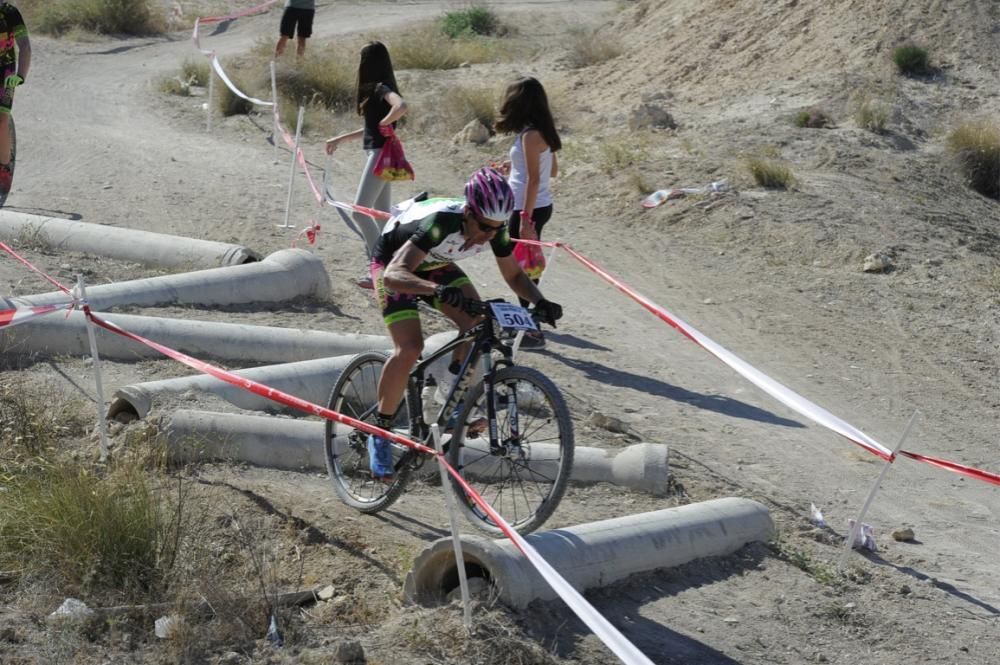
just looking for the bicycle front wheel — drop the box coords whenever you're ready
[324,351,412,514]
[448,365,574,535]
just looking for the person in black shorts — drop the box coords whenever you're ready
[274,0,315,59]
[362,167,564,478]
[0,0,29,194]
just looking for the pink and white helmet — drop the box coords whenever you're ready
[464,167,515,222]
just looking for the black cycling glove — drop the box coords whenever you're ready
[434,285,466,309]
[533,299,563,327]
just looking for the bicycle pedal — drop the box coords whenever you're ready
[369,472,395,484]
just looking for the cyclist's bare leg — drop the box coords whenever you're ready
[0,113,11,165]
[376,317,424,418]
[438,283,483,367]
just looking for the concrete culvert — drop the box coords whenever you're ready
[107,333,455,421]
[0,310,389,363]
[12,248,328,310]
[107,355,360,421]
[0,210,260,268]
[160,409,669,493]
[404,498,774,609]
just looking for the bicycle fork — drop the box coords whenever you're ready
[476,354,523,458]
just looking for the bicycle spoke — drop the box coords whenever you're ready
[325,352,411,514]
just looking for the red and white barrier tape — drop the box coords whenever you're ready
[3,222,998,489]
[192,0,280,52]
[291,222,320,247]
[208,56,275,107]
[556,243,894,459]
[192,0,280,106]
[0,303,72,329]
[549,242,1000,486]
[898,450,1000,486]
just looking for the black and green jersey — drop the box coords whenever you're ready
[0,4,26,70]
[373,198,513,272]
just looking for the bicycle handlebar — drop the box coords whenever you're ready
[460,298,551,328]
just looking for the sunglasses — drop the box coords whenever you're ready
[473,213,507,234]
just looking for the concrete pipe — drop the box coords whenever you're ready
[404,497,774,609]
[107,355,356,421]
[162,409,331,470]
[0,210,259,268]
[159,409,669,494]
[107,330,455,421]
[11,249,330,310]
[1,310,389,363]
[462,439,668,495]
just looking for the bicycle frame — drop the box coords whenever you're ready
[404,309,514,450]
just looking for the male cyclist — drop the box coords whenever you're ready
[0,0,29,195]
[365,167,563,478]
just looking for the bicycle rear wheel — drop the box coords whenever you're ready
[448,365,574,535]
[324,351,412,513]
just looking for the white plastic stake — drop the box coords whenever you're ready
[206,54,215,134]
[270,60,279,163]
[77,276,111,462]
[430,423,472,629]
[511,237,560,360]
[839,410,919,569]
[280,105,305,229]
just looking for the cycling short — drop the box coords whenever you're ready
[371,260,472,326]
[279,7,314,39]
[0,67,15,114]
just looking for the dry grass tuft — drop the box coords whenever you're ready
[947,120,1000,199]
[566,26,622,68]
[745,157,795,189]
[392,25,504,70]
[20,0,166,36]
[854,98,890,134]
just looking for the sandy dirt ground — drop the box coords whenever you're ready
[2,1,1000,663]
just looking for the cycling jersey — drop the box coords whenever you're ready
[372,198,513,271]
[0,3,26,70]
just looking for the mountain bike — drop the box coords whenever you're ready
[323,299,574,535]
[0,117,15,208]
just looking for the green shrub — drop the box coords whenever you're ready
[893,44,930,76]
[745,157,794,189]
[440,6,500,38]
[794,108,832,129]
[25,0,165,36]
[947,120,1000,199]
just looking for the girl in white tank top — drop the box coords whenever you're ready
[495,77,562,347]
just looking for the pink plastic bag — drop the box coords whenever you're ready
[514,217,546,280]
[372,134,415,182]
